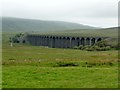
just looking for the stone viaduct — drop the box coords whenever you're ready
[26,35,103,48]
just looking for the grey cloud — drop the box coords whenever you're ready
[1,0,119,27]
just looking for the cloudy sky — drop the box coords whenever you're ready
[1,0,119,28]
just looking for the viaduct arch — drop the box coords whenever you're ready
[26,35,103,48]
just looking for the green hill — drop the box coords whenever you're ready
[2,17,118,38]
[33,27,118,38]
[2,17,96,32]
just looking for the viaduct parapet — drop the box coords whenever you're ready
[26,35,104,48]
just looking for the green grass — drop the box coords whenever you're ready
[2,32,118,88]
[3,66,118,88]
[2,45,118,66]
[2,44,118,88]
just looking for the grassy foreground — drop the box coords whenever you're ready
[3,66,118,88]
[2,43,118,88]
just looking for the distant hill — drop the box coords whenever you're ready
[2,17,97,32]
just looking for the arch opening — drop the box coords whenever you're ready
[66,37,70,48]
[97,38,102,42]
[91,38,96,46]
[52,37,55,48]
[86,38,90,45]
[22,40,26,43]
[81,38,85,46]
[71,37,76,48]
[58,37,62,48]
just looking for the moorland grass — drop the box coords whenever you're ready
[2,44,118,88]
[2,32,118,88]
[3,66,118,88]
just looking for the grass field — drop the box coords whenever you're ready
[2,45,118,88]
[2,32,118,88]
[3,66,118,88]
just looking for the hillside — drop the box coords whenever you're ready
[32,27,118,38]
[2,17,118,41]
[2,17,96,32]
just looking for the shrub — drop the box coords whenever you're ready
[78,45,83,50]
[84,45,91,48]
[111,43,119,50]
[73,40,113,51]
[79,45,86,50]
[95,40,109,47]
[73,46,79,49]
[86,47,95,51]
[105,46,111,50]
[92,45,99,50]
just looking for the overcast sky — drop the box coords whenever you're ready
[1,0,119,28]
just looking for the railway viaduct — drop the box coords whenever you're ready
[26,35,103,48]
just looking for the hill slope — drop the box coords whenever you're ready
[32,27,118,38]
[2,17,96,32]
